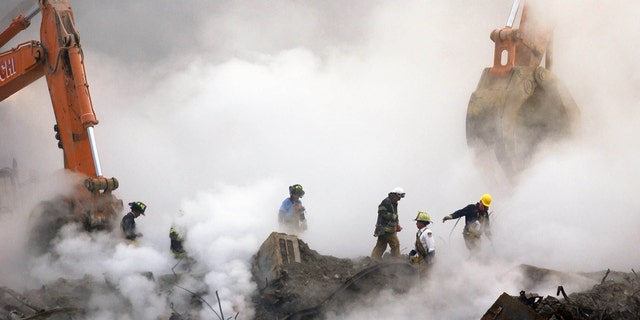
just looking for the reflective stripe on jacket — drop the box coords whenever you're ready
[376,196,398,233]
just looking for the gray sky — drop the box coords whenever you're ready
[1,0,639,318]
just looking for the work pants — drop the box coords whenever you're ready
[411,251,435,279]
[463,231,481,251]
[371,232,400,260]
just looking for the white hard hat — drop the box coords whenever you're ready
[391,187,404,194]
[390,187,405,198]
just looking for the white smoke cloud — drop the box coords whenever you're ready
[0,0,639,318]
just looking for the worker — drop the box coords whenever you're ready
[371,187,405,261]
[121,201,147,241]
[278,184,307,235]
[409,211,436,279]
[442,193,492,252]
[169,226,186,259]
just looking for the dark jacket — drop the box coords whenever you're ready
[121,212,138,240]
[451,202,492,237]
[375,196,399,234]
[169,227,185,255]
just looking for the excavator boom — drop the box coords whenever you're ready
[0,0,122,248]
[0,41,44,101]
[39,0,101,176]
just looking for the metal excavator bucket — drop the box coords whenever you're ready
[467,66,580,176]
[466,1,580,178]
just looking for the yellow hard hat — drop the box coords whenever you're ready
[414,211,431,223]
[480,194,492,207]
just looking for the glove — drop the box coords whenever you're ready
[373,224,383,237]
[442,215,452,223]
[409,249,417,256]
[396,225,403,232]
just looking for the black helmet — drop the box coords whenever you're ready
[289,184,305,197]
[129,201,147,215]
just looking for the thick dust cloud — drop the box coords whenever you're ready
[0,0,639,318]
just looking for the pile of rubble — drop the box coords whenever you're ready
[253,233,640,320]
[0,232,638,319]
[251,233,415,319]
[485,269,640,319]
[0,276,126,319]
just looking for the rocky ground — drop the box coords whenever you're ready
[528,269,640,319]
[253,240,640,320]
[251,240,416,319]
[0,238,638,319]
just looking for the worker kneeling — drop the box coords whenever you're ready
[409,211,436,278]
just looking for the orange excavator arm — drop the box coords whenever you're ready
[488,1,553,75]
[39,0,102,177]
[0,9,33,47]
[0,40,44,101]
[0,0,122,235]
[466,0,580,180]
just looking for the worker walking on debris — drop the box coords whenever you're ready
[169,210,187,259]
[169,226,186,258]
[121,201,147,241]
[278,184,308,235]
[409,211,436,278]
[371,187,405,261]
[442,194,492,252]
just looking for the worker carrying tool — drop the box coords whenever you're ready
[442,194,492,252]
[278,184,307,235]
[371,187,405,261]
[121,201,147,241]
[409,211,436,279]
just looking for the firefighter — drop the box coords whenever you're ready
[442,194,492,252]
[278,184,307,235]
[121,201,147,241]
[409,211,436,279]
[371,187,405,261]
[169,226,186,259]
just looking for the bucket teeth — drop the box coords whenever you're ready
[466,66,579,178]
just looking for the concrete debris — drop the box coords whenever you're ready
[0,233,638,319]
[482,269,640,320]
[252,233,416,319]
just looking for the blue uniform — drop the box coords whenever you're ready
[278,197,306,232]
